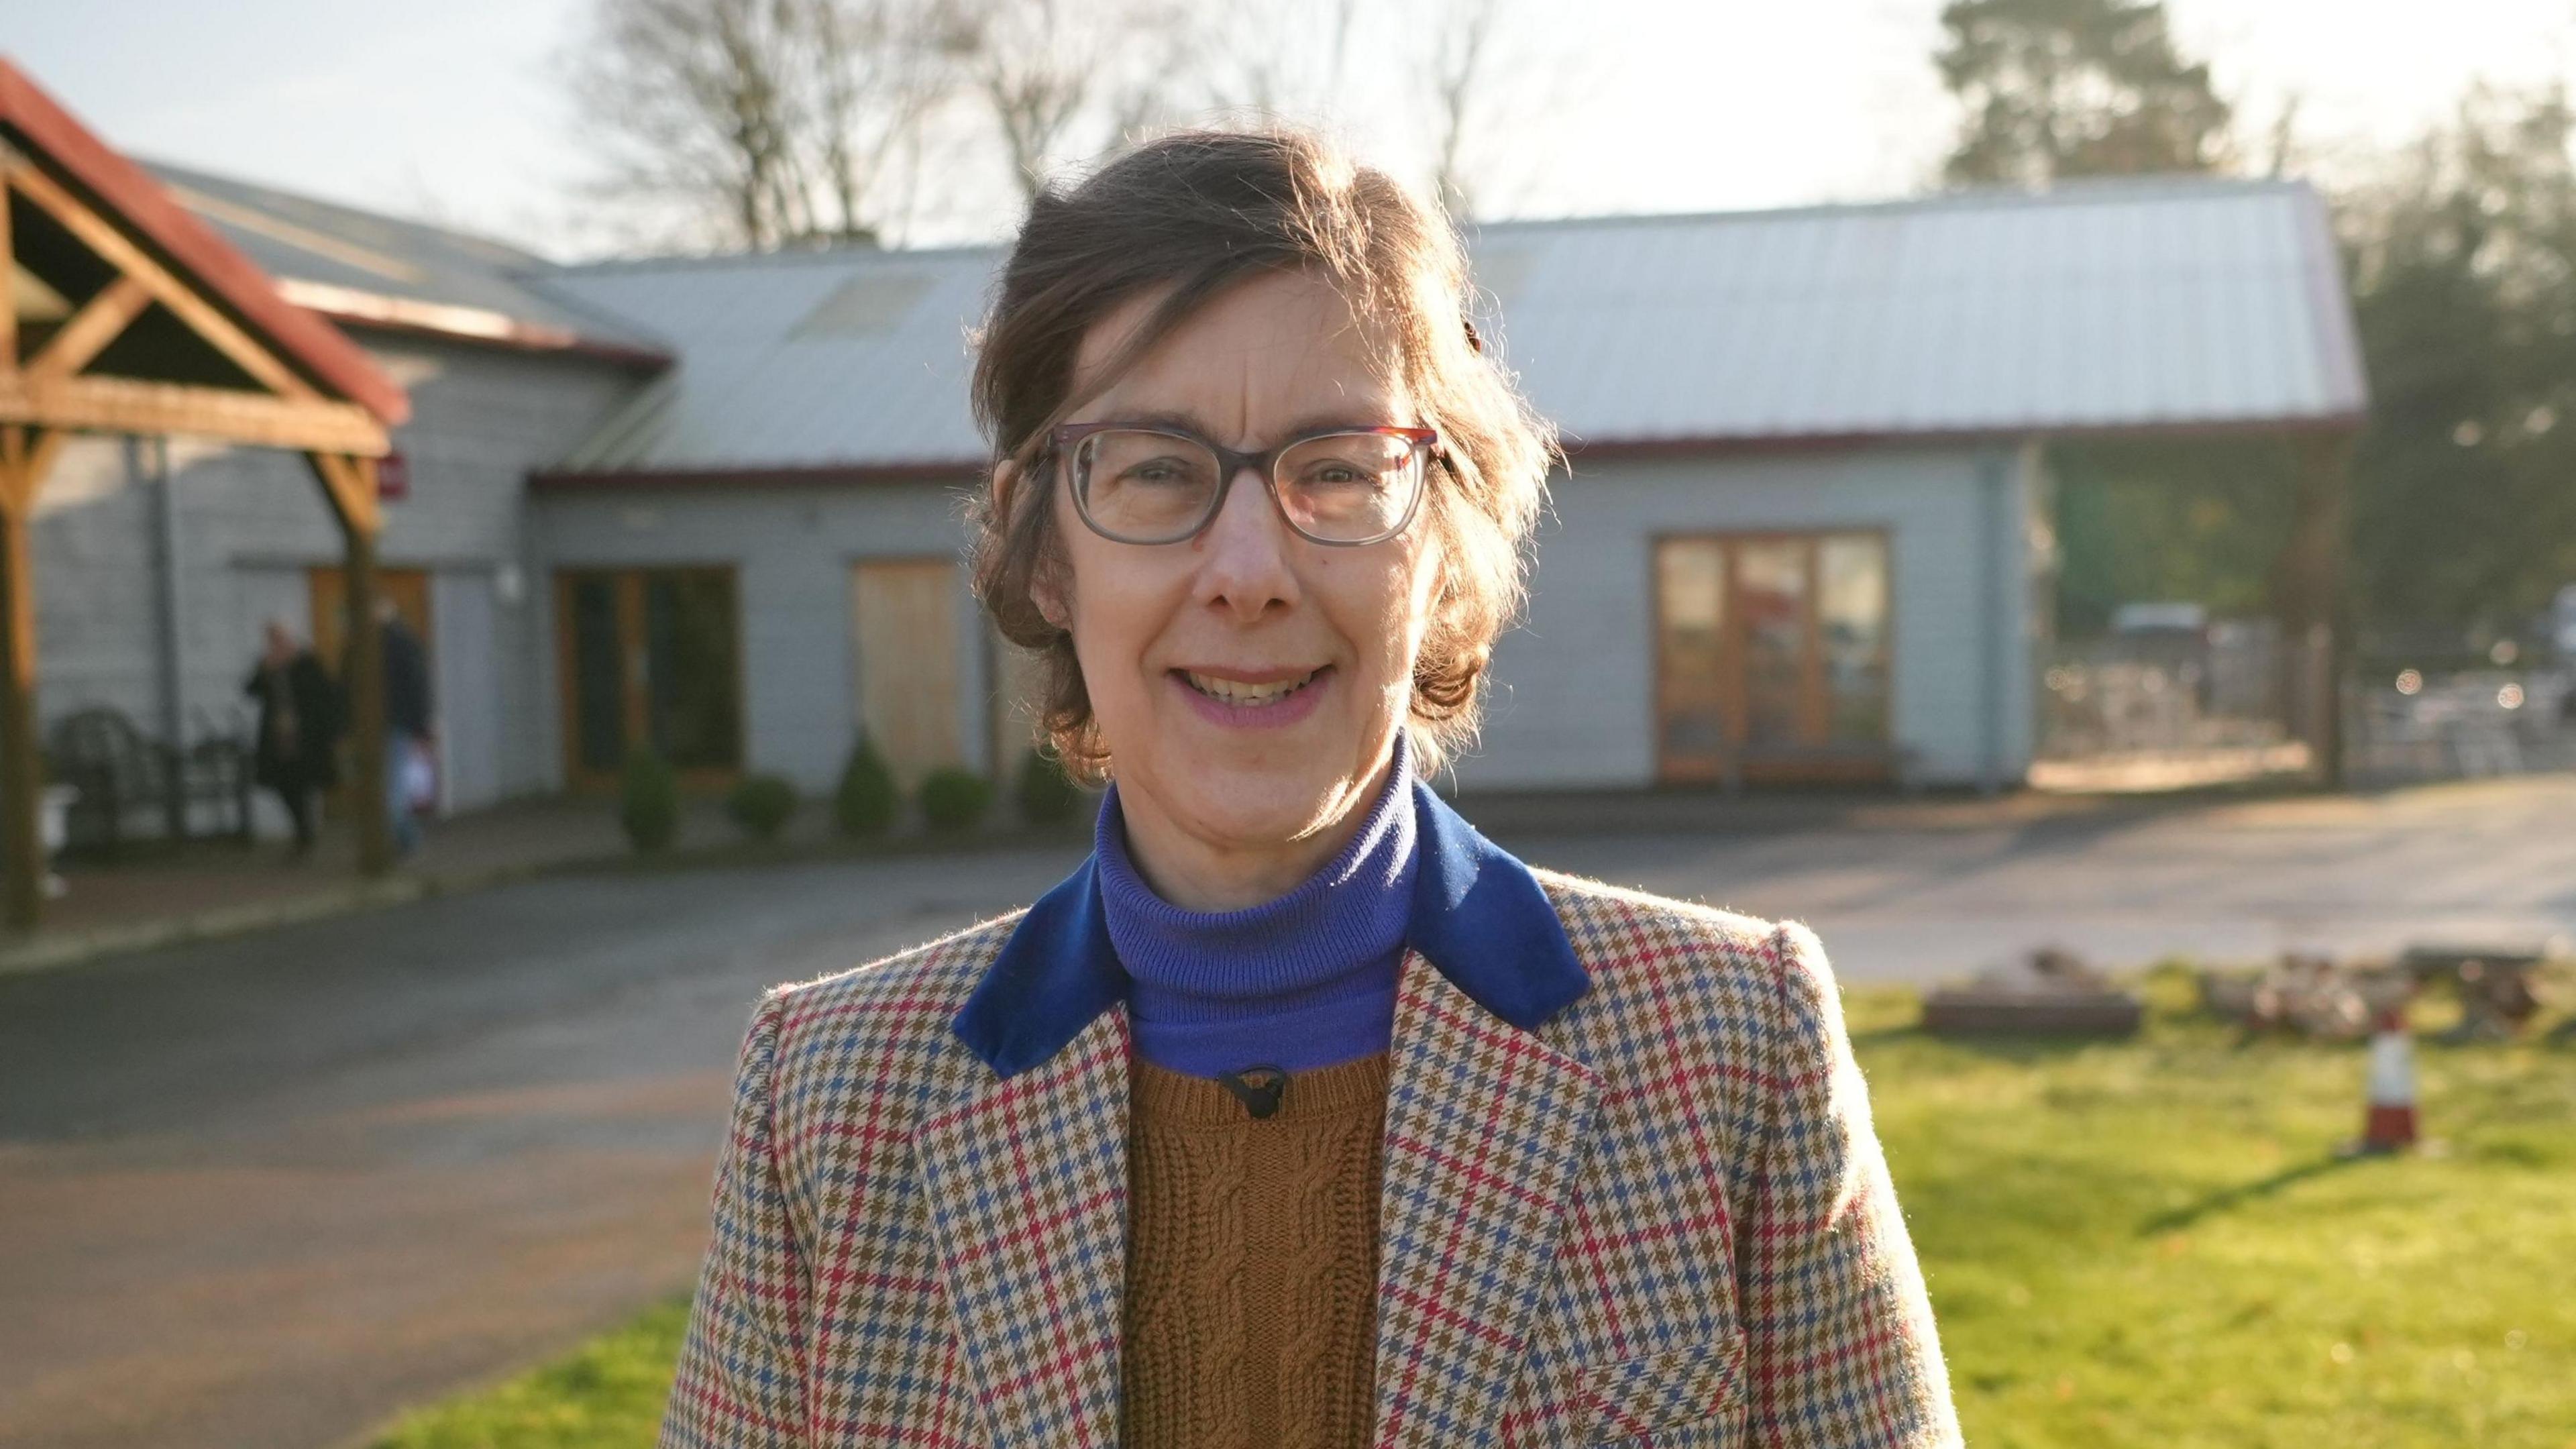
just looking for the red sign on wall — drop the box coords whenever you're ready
[376,450,411,502]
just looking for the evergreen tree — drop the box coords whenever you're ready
[2342,85,2576,635]
[1937,0,2233,188]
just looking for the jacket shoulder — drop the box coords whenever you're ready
[758,910,1023,1103]
[1532,867,1803,994]
[1530,868,1838,1102]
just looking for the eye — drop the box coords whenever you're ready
[1120,455,1203,487]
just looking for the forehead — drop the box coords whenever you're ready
[1069,270,1408,430]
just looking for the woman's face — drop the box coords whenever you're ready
[1040,270,1441,869]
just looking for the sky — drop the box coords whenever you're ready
[6,0,2573,258]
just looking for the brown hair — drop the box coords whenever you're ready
[968,127,1555,781]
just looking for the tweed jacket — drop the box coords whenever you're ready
[663,786,1958,1448]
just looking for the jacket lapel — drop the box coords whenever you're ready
[928,781,1599,1447]
[1371,949,1601,1448]
[915,1004,1130,1448]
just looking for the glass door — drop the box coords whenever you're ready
[555,567,743,787]
[1653,532,1891,784]
[1654,538,1730,782]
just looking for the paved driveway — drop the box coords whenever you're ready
[1522,775,2576,981]
[3,775,2571,1449]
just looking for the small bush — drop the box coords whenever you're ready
[1010,742,1081,824]
[1016,746,1084,826]
[835,737,898,838]
[619,747,680,853]
[919,767,993,834]
[724,773,798,841]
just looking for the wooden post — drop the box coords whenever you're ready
[0,168,16,375]
[0,425,64,929]
[2282,433,2354,789]
[308,452,392,875]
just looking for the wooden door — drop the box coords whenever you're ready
[309,566,431,676]
[851,559,964,788]
[1653,538,1730,783]
[1653,532,1892,785]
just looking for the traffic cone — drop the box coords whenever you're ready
[2355,1006,2419,1154]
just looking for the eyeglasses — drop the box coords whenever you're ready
[1051,422,1438,547]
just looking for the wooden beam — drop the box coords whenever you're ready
[23,274,148,382]
[0,424,63,519]
[308,447,382,537]
[0,372,386,455]
[2282,433,2353,789]
[310,451,392,876]
[5,162,321,403]
[1,168,16,372]
[0,424,56,928]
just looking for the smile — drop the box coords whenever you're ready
[1176,667,1326,707]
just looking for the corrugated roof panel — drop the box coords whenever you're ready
[534,175,2367,475]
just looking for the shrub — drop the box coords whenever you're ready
[1016,746,1085,826]
[834,737,898,838]
[724,773,798,841]
[619,747,680,853]
[919,767,993,834]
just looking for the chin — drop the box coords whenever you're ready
[1160,753,1352,848]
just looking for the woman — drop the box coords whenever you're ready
[665,130,1957,1449]
[243,619,341,857]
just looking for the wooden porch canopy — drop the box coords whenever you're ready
[0,57,411,929]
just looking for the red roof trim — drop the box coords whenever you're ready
[531,412,2368,493]
[529,460,987,492]
[298,299,675,371]
[0,57,410,428]
[1559,413,2367,464]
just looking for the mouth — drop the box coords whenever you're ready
[1173,665,1330,708]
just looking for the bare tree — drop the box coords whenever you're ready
[1199,0,1353,123]
[806,0,959,236]
[568,0,954,250]
[1426,0,1505,217]
[941,0,1200,202]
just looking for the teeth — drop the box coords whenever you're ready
[1183,669,1319,706]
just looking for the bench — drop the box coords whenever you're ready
[46,706,254,857]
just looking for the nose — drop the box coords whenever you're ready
[1190,462,1299,625]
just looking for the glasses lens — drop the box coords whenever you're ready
[1275,432,1424,542]
[1075,431,1222,541]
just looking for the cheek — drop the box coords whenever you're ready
[1327,540,1442,685]
[1057,530,1178,685]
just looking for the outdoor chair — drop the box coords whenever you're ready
[45,706,254,859]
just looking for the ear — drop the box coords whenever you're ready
[991,457,1067,628]
[1030,570,1070,630]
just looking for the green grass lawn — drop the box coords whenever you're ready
[370,969,2576,1448]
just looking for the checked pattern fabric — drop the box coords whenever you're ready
[663,875,1957,1448]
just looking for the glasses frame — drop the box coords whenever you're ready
[1050,421,1442,547]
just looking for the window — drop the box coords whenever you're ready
[1654,531,1891,784]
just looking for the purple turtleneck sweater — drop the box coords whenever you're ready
[1096,741,1418,1079]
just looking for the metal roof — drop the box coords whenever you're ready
[144,162,670,364]
[534,174,2367,478]
[0,59,410,426]
[1477,176,2366,449]
[533,245,996,475]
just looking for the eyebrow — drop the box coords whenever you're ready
[1094,409,1409,441]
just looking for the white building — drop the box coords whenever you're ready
[30,165,2367,819]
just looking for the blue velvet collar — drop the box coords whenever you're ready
[951,782,1591,1079]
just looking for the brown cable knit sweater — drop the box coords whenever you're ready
[1122,1050,1391,1448]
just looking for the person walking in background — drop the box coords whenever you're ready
[243,619,342,859]
[374,599,435,858]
